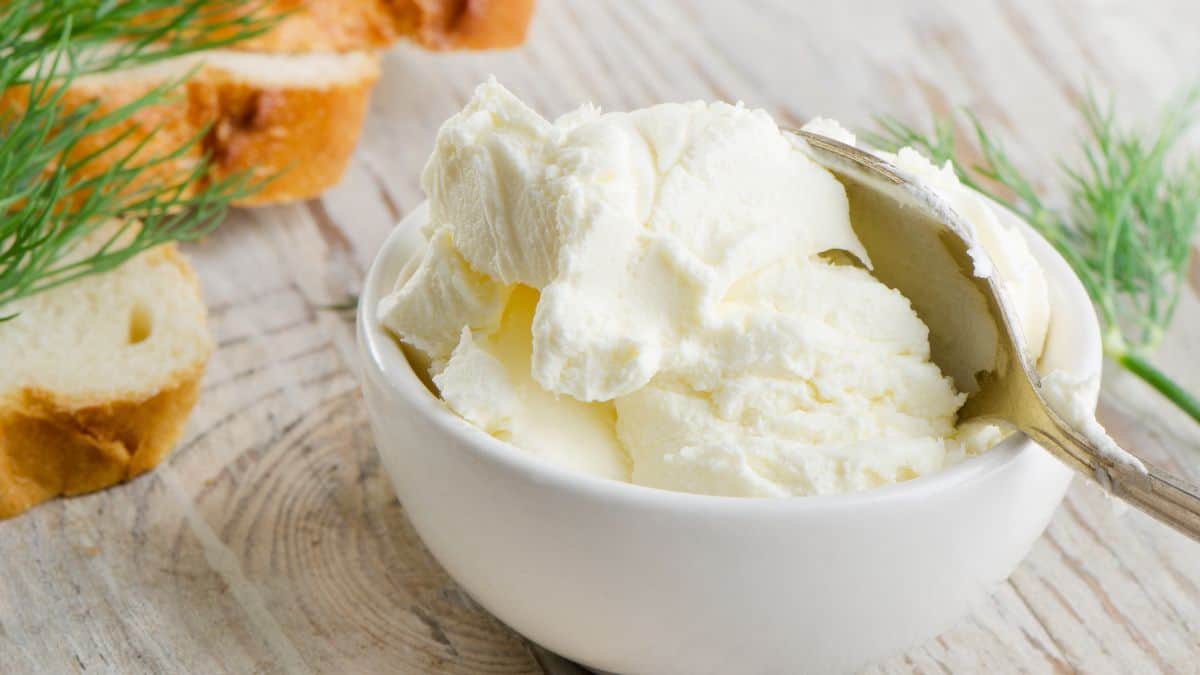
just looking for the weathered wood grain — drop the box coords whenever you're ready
[2,1,1199,673]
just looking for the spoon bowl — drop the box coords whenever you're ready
[797,130,1200,541]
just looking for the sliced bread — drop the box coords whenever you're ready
[0,1,535,518]
[4,0,533,207]
[3,50,382,207]
[0,239,212,519]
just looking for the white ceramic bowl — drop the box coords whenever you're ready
[358,202,1099,675]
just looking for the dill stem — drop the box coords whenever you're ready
[1114,351,1200,425]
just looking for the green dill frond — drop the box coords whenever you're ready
[862,114,960,168]
[6,1,274,79]
[0,1,276,317]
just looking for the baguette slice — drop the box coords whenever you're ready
[5,1,532,207]
[1,50,382,207]
[0,240,212,519]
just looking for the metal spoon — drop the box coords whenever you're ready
[796,129,1200,542]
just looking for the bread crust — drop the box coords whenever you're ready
[217,0,536,53]
[0,246,211,520]
[0,375,204,519]
[195,61,382,205]
[3,55,381,207]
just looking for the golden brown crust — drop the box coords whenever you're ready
[0,246,210,520]
[196,66,381,205]
[0,376,203,519]
[408,0,537,51]
[218,0,535,53]
[3,56,380,207]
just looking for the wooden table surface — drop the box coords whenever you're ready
[4,1,1200,672]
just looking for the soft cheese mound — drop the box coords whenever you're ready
[614,258,964,496]
[380,80,1046,496]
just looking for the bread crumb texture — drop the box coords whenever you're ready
[0,242,212,519]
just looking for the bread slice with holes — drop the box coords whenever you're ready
[0,241,212,519]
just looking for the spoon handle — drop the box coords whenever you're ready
[1108,461,1200,541]
[1028,421,1200,542]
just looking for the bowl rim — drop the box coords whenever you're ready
[358,200,1100,513]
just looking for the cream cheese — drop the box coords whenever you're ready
[1041,371,1147,478]
[380,80,1059,497]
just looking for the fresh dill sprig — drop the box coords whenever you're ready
[0,1,274,317]
[5,1,273,79]
[863,90,1200,425]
